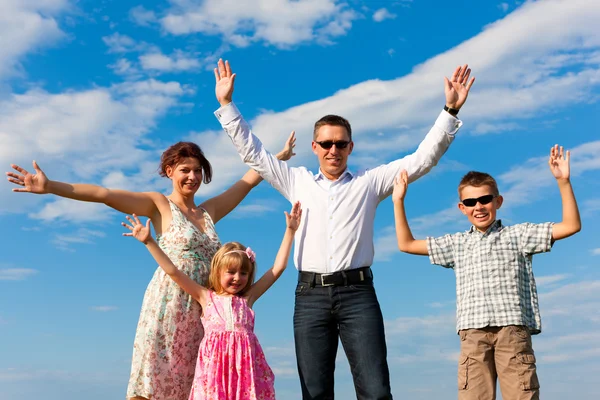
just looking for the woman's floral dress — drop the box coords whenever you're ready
[189,292,275,400]
[127,199,221,400]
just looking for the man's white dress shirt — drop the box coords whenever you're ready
[215,102,461,273]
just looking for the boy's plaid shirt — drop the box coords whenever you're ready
[426,220,553,334]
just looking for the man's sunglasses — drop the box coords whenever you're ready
[315,140,351,150]
[461,194,496,207]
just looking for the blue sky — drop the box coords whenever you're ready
[1,0,599,399]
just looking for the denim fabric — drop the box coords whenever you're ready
[293,281,393,400]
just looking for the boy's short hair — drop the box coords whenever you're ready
[458,171,500,197]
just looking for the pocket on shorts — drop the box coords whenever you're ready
[516,352,540,391]
[509,325,531,341]
[458,354,469,390]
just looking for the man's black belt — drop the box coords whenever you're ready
[298,266,373,287]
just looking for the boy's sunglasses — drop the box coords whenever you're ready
[461,194,496,207]
[315,140,351,150]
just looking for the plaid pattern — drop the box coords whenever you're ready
[427,220,553,334]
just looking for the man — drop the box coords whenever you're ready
[213,59,474,399]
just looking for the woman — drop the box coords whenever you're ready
[6,135,296,400]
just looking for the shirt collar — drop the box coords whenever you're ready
[314,168,354,182]
[469,219,503,236]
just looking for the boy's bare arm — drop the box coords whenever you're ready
[548,145,581,240]
[392,170,429,255]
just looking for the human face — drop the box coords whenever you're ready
[312,124,353,181]
[166,157,203,196]
[458,185,503,232]
[219,264,250,295]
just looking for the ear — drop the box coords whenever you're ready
[495,195,504,210]
[165,165,174,178]
[458,202,467,215]
[312,141,318,155]
[347,141,354,155]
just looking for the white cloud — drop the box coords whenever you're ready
[0,0,68,80]
[229,199,283,218]
[139,50,201,72]
[91,306,118,312]
[536,274,570,287]
[592,248,600,255]
[498,3,510,13]
[102,33,140,53]
[161,0,358,48]
[373,8,396,22]
[0,78,190,219]
[0,268,38,281]
[52,228,107,251]
[129,5,157,27]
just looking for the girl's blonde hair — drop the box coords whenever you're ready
[209,242,256,295]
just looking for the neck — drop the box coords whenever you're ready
[320,169,345,181]
[476,219,497,233]
[168,192,196,210]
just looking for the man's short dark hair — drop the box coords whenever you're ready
[313,115,352,141]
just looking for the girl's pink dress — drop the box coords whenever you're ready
[189,291,276,400]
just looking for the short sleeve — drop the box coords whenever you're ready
[516,222,553,255]
[427,234,456,268]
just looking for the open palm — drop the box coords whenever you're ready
[445,64,475,110]
[6,161,49,194]
[214,59,236,106]
[548,144,570,180]
[122,214,152,244]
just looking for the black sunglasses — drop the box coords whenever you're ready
[461,194,496,207]
[315,140,351,150]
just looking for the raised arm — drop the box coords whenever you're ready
[392,170,429,255]
[548,145,581,240]
[370,65,476,197]
[246,201,302,307]
[122,214,207,304]
[6,161,160,218]
[201,131,296,224]
[214,59,296,200]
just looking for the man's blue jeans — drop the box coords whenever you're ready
[293,277,393,399]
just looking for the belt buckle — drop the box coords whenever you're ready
[320,273,335,287]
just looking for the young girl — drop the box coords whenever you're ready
[122,201,302,400]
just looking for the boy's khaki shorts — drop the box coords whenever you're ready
[458,325,539,400]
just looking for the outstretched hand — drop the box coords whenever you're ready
[215,59,236,107]
[6,161,49,194]
[276,131,297,161]
[548,144,570,181]
[122,214,153,244]
[444,64,475,110]
[284,201,302,231]
[392,170,409,203]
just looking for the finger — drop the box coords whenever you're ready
[459,65,469,82]
[12,188,29,192]
[5,172,23,179]
[565,150,570,163]
[125,215,135,225]
[284,211,290,219]
[7,177,25,186]
[145,219,151,229]
[444,77,452,93]
[218,59,226,76]
[32,160,42,173]
[121,222,134,231]
[451,65,461,81]
[461,68,471,85]
[214,67,219,82]
[465,76,475,91]
[225,60,232,77]
[559,146,564,160]
[230,73,236,86]
[132,213,141,224]
[10,164,29,175]
[122,233,133,237]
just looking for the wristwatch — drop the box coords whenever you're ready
[444,105,459,116]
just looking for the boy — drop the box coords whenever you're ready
[391,145,581,400]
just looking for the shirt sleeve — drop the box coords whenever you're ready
[426,234,456,269]
[516,222,553,255]
[214,102,295,201]
[366,111,462,199]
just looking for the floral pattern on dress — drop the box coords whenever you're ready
[127,199,221,400]
[189,292,275,400]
